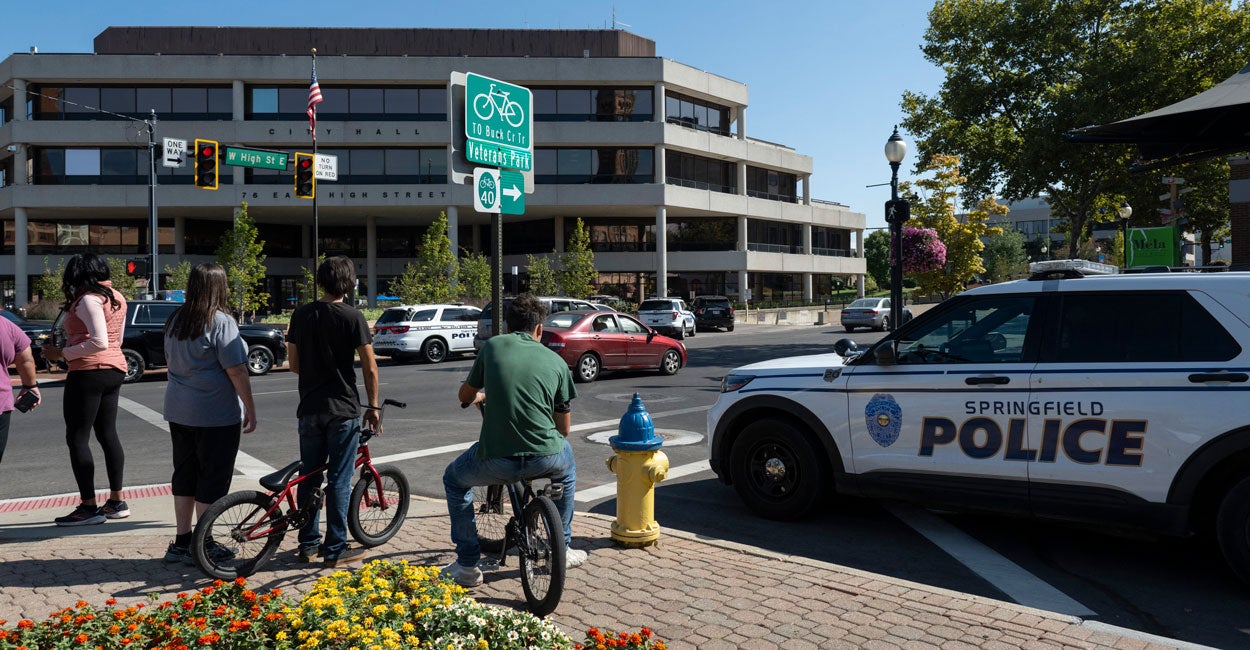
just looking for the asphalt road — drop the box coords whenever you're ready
[3,323,1248,648]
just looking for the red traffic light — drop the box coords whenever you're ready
[200,145,215,157]
[299,158,312,169]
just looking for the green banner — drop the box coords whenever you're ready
[1126,225,1179,267]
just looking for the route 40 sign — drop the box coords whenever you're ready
[473,167,524,215]
[464,73,533,172]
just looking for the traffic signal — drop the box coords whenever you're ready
[194,139,218,190]
[294,152,315,199]
[125,258,148,277]
[885,199,911,225]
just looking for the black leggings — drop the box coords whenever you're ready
[64,368,126,502]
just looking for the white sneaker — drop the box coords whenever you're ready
[566,548,588,569]
[441,561,483,587]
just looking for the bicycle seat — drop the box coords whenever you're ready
[259,460,304,491]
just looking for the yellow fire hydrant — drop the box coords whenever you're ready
[605,393,669,547]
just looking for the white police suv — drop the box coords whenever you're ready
[371,303,480,363]
[707,261,1250,585]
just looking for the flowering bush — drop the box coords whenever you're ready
[889,226,947,274]
[575,627,667,650]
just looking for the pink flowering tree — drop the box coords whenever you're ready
[889,225,947,274]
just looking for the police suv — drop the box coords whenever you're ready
[707,261,1250,585]
[371,303,481,364]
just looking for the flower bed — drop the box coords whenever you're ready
[0,560,665,650]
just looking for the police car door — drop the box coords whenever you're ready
[441,307,480,352]
[844,294,1039,507]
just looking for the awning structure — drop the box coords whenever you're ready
[1065,63,1250,170]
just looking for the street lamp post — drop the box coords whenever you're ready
[884,127,908,332]
[1118,201,1133,268]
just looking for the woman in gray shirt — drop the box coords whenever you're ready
[160,263,258,565]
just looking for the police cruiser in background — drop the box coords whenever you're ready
[371,303,481,364]
[707,260,1250,586]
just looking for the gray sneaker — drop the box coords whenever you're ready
[441,561,484,587]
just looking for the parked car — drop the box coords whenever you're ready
[540,310,687,383]
[54,300,288,384]
[692,295,735,332]
[840,297,913,332]
[1,309,54,370]
[371,303,481,363]
[475,296,597,351]
[637,297,696,339]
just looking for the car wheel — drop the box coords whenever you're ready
[673,326,685,340]
[1216,474,1250,588]
[729,417,827,520]
[878,316,890,332]
[421,338,448,364]
[575,352,600,383]
[122,349,145,384]
[688,322,696,337]
[659,349,681,376]
[247,345,275,376]
[844,326,856,333]
[728,324,735,332]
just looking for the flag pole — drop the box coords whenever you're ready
[310,48,319,274]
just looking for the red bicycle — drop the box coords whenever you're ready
[192,399,409,579]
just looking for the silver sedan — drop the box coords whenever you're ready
[840,297,913,332]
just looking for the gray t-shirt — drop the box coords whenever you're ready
[163,310,249,427]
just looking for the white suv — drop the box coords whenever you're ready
[371,304,481,363]
[707,262,1250,586]
[637,297,696,340]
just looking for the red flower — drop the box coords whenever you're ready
[105,598,117,606]
[233,577,246,587]
[74,633,88,643]
[241,590,257,603]
[640,628,653,639]
[75,601,88,609]
[200,587,214,596]
[181,600,195,611]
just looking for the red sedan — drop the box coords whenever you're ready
[541,310,688,383]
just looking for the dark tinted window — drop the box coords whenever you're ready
[639,300,675,312]
[376,309,410,325]
[1053,292,1240,363]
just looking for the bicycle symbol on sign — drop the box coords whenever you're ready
[473,84,526,128]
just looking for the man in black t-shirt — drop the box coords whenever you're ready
[286,255,380,567]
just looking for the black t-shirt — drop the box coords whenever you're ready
[287,300,372,418]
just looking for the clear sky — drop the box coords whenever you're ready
[3,0,944,232]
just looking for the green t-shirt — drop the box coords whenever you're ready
[466,332,577,460]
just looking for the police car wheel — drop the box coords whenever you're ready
[422,339,448,364]
[1216,474,1250,587]
[729,418,826,521]
[575,353,600,383]
[673,326,685,340]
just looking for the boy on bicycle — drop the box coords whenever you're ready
[442,293,586,587]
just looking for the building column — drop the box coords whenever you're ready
[803,273,813,303]
[174,216,186,255]
[12,79,26,120]
[554,216,565,253]
[803,223,813,255]
[366,215,377,308]
[857,274,865,298]
[737,216,748,251]
[232,80,247,186]
[737,162,747,196]
[655,206,668,299]
[655,144,666,184]
[737,106,746,140]
[14,207,27,307]
[12,144,27,186]
[738,269,749,304]
[803,174,811,206]
[654,81,665,122]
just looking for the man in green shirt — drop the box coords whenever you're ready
[443,293,585,587]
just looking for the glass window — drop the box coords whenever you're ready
[136,88,172,114]
[557,149,593,177]
[707,106,722,131]
[411,309,437,322]
[1053,293,1240,363]
[591,314,620,333]
[65,149,100,175]
[251,88,278,113]
[350,149,384,175]
[319,88,349,115]
[385,149,420,175]
[350,88,384,115]
[534,89,557,116]
[207,88,232,114]
[58,224,89,246]
[632,89,653,118]
[385,88,418,114]
[100,88,135,114]
[64,87,98,113]
[665,96,680,121]
[558,89,591,116]
[172,87,207,113]
[534,149,557,177]
[896,297,1035,365]
[278,88,307,114]
[619,315,648,334]
[419,149,447,179]
[418,88,446,116]
[100,149,137,176]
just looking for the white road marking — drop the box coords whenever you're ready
[371,442,473,465]
[574,459,711,503]
[116,396,277,478]
[886,503,1096,617]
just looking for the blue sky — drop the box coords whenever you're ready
[3,0,944,231]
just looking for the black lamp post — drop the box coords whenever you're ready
[884,127,908,331]
[1118,201,1133,268]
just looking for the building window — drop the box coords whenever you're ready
[812,226,851,257]
[531,87,653,122]
[747,219,803,254]
[30,85,231,120]
[664,92,731,135]
[534,148,653,184]
[746,166,798,202]
[502,220,555,255]
[247,86,447,121]
[667,218,736,252]
[665,151,736,194]
[31,147,221,185]
[245,148,447,184]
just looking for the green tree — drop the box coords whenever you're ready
[216,202,270,321]
[982,228,1030,284]
[559,218,597,299]
[33,257,65,304]
[391,212,458,305]
[457,251,492,302]
[297,254,326,305]
[900,154,1004,298]
[525,253,559,296]
[163,260,193,292]
[864,230,891,289]
[901,0,1250,260]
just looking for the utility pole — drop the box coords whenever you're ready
[146,109,160,297]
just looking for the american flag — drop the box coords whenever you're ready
[307,62,323,139]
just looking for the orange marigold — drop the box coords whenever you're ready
[233,577,246,586]
[74,633,88,643]
[75,601,88,609]
[17,619,34,629]
[109,626,121,635]
[105,598,117,606]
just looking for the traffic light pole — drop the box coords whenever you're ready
[146,110,160,296]
[312,138,319,271]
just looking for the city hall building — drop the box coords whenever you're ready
[0,27,865,309]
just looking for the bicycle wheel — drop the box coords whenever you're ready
[519,496,565,616]
[193,490,286,580]
[472,93,495,120]
[348,465,411,547]
[504,100,525,128]
[473,484,511,553]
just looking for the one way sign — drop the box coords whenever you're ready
[162,138,186,168]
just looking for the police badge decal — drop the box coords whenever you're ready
[865,393,902,447]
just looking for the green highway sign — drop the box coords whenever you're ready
[224,147,289,171]
[500,170,524,215]
[465,72,533,172]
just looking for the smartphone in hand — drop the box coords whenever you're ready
[14,390,38,413]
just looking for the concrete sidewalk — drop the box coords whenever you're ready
[0,486,1200,649]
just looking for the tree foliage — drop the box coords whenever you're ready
[901,0,1250,259]
[864,230,892,289]
[901,154,1004,298]
[982,228,1030,284]
[525,253,560,296]
[297,254,326,305]
[458,251,492,302]
[559,218,597,299]
[162,261,193,292]
[33,257,65,304]
[392,212,458,305]
[215,202,270,321]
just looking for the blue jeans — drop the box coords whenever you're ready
[296,414,360,559]
[443,440,577,567]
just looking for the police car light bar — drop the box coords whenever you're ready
[1028,259,1119,276]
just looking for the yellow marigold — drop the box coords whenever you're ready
[298,630,310,640]
[400,622,414,633]
[371,605,387,617]
[390,604,405,615]
[405,636,420,646]
[477,640,489,650]
[275,632,288,641]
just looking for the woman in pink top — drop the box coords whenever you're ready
[42,253,129,526]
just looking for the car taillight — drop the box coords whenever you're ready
[696,308,704,315]
[672,311,679,319]
[545,333,565,349]
[389,325,410,334]
[728,306,734,315]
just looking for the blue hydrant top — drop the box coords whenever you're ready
[610,393,664,451]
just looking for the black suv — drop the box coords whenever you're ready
[57,300,287,383]
[1,309,54,369]
[692,295,735,332]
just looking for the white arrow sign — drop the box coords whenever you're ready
[502,184,522,201]
[162,137,186,168]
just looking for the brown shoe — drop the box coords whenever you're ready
[323,546,369,568]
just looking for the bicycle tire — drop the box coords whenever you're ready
[504,101,525,128]
[192,490,286,580]
[519,495,565,616]
[348,465,411,547]
[472,93,495,121]
[473,484,511,553]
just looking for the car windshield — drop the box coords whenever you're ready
[375,309,410,325]
[544,313,585,329]
[848,298,881,309]
[639,300,673,311]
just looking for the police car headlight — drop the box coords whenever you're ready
[721,374,755,393]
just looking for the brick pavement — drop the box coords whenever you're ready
[0,492,1200,649]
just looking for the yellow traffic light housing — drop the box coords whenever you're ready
[294,153,315,199]
[193,139,219,190]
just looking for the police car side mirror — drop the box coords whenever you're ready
[833,338,860,357]
[876,340,899,365]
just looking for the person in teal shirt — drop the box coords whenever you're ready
[442,293,585,587]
